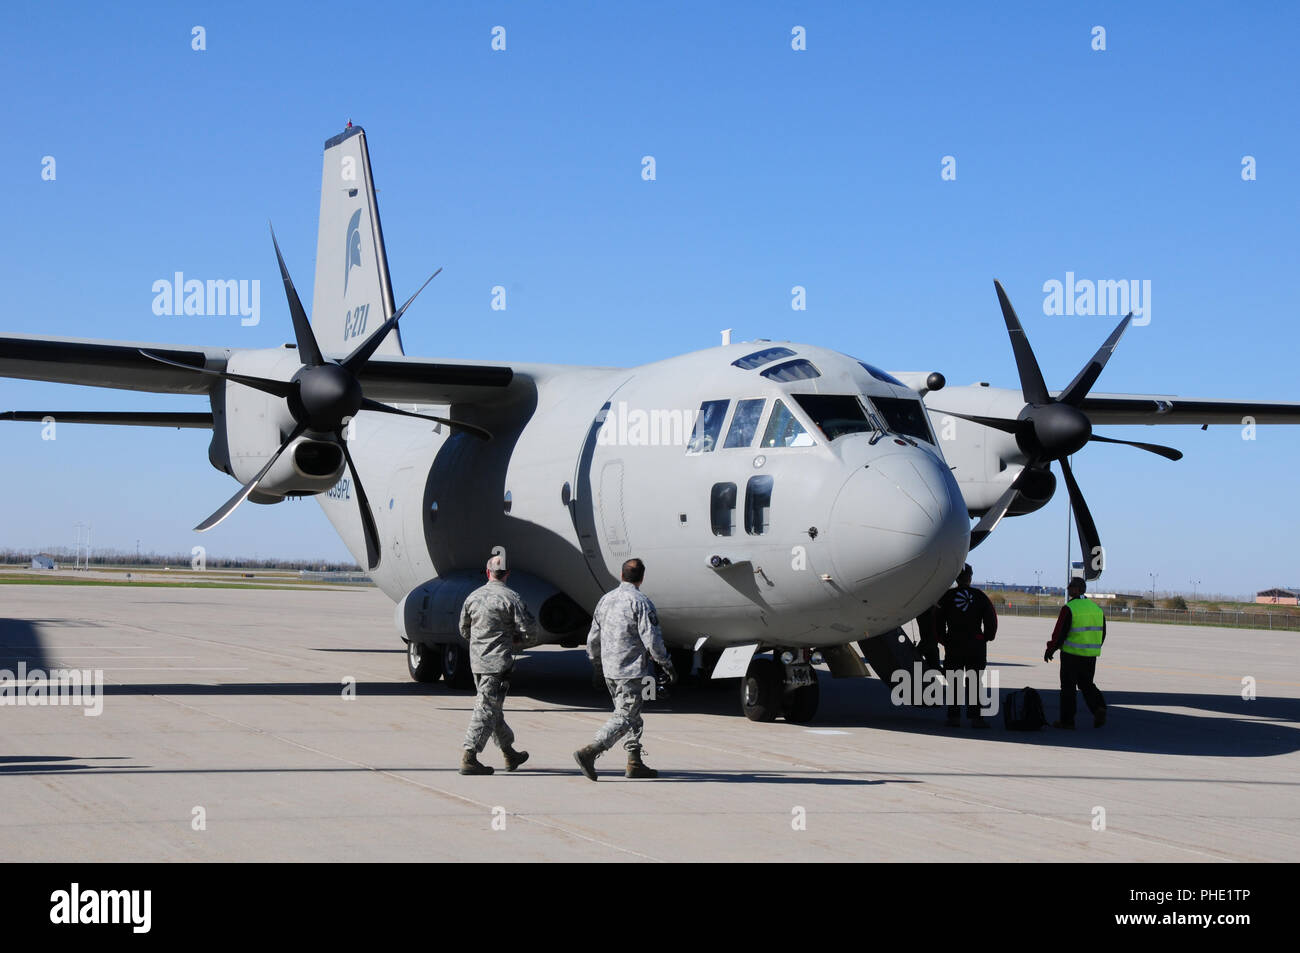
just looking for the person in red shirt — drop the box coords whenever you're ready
[1044,577,1108,728]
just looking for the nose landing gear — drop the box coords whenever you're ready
[740,650,821,722]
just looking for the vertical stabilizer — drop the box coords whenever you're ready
[311,125,402,357]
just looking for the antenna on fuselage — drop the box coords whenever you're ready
[721,329,732,346]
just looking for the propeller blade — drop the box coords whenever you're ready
[270,225,325,367]
[968,466,1041,548]
[969,483,1020,550]
[1088,433,1183,461]
[196,421,307,532]
[994,279,1051,406]
[138,350,294,399]
[338,433,381,570]
[358,397,492,440]
[342,267,443,374]
[1059,313,1132,407]
[1058,456,1103,580]
[933,409,1021,436]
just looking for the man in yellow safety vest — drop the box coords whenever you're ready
[1043,577,1107,729]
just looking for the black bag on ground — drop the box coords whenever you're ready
[1003,687,1047,730]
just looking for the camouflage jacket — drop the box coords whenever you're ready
[459,580,538,674]
[587,582,670,680]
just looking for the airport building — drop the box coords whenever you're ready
[1255,587,1299,605]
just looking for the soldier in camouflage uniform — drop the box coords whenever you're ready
[458,554,538,775]
[574,558,676,781]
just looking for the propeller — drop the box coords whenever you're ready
[143,225,491,569]
[958,280,1182,577]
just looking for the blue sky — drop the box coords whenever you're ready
[1,2,1296,597]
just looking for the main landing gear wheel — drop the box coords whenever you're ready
[782,678,820,724]
[407,640,443,683]
[741,658,781,722]
[442,643,474,689]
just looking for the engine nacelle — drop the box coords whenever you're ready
[206,346,346,502]
[396,570,591,649]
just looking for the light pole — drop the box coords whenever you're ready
[1150,572,1158,606]
[1190,578,1201,602]
[1034,569,1043,594]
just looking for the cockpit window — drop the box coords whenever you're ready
[686,399,729,453]
[791,394,877,441]
[723,398,766,448]
[858,361,905,387]
[760,359,820,382]
[732,346,796,370]
[871,395,934,443]
[760,400,814,448]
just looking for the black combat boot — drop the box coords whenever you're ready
[460,749,494,775]
[502,746,529,771]
[625,748,659,779]
[573,744,601,781]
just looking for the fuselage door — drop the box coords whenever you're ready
[598,460,631,558]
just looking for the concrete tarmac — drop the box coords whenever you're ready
[1,585,1296,862]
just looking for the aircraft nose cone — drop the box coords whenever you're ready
[829,449,969,617]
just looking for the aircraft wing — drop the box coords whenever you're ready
[0,411,212,428]
[0,333,522,406]
[1076,393,1300,426]
[0,333,228,394]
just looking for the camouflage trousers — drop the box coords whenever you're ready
[463,673,516,753]
[594,677,645,753]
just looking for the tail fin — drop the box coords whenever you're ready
[311,125,403,357]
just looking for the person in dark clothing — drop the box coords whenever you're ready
[1044,577,1108,728]
[935,564,998,728]
[915,605,943,670]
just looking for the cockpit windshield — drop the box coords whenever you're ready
[870,395,934,443]
[761,400,815,448]
[790,394,877,441]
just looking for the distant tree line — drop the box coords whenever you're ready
[0,547,360,573]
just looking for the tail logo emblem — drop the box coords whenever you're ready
[344,209,363,293]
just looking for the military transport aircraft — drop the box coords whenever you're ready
[4,126,1299,723]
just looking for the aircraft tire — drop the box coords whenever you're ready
[442,643,474,689]
[782,678,820,723]
[407,639,443,683]
[741,658,780,722]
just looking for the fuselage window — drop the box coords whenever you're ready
[871,396,934,443]
[710,482,737,536]
[723,398,766,449]
[686,399,730,454]
[761,399,814,448]
[745,475,774,535]
[761,359,820,382]
[732,346,796,370]
[791,394,876,441]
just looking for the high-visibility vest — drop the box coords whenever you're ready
[1063,597,1104,657]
